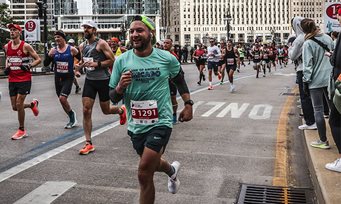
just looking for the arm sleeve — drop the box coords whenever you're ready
[169,54,181,78]
[302,43,314,83]
[109,59,123,103]
[172,67,189,95]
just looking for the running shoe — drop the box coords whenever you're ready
[168,161,181,194]
[197,81,201,86]
[119,105,127,125]
[31,99,39,116]
[325,158,341,173]
[75,86,81,94]
[79,143,95,155]
[310,140,330,149]
[237,68,240,73]
[208,85,213,90]
[65,110,77,129]
[220,81,224,85]
[298,123,317,130]
[217,72,222,80]
[11,129,28,140]
[230,84,235,93]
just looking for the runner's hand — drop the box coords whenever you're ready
[178,106,193,122]
[4,67,10,75]
[117,70,132,93]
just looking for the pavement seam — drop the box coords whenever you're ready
[272,86,298,187]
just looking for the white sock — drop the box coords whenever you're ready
[209,82,212,86]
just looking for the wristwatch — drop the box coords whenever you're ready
[184,99,194,106]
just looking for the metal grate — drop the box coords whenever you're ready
[281,92,299,96]
[237,184,314,204]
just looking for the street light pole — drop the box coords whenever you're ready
[224,11,232,41]
[43,0,48,56]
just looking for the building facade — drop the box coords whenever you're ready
[161,0,339,46]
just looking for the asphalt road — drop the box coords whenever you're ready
[0,62,314,203]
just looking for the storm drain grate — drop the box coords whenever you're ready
[237,184,314,204]
[281,92,299,96]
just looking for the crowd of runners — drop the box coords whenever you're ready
[2,9,341,204]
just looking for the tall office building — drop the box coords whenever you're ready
[9,0,54,30]
[161,0,339,46]
[161,0,291,46]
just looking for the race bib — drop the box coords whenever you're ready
[56,61,69,73]
[131,100,159,124]
[263,54,268,59]
[8,57,22,70]
[83,57,94,71]
[227,58,234,65]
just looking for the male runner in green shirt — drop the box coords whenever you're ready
[109,15,193,204]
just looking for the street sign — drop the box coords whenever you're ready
[324,2,341,33]
[24,20,41,42]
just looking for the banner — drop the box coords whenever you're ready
[24,20,41,42]
[324,2,341,33]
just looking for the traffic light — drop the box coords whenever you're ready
[36,1,43,18]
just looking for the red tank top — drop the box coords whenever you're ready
[6,41,31,82]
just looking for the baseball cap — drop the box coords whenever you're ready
[7,23,22,32]
[68,39,75,44]
[81,20,98,29]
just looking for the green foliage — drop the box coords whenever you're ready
[0,3,16,50]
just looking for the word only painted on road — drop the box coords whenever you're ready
[193,101,273,120]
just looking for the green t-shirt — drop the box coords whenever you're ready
[109,48,180,134]
[238,48,245,58]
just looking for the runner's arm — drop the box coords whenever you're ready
[97,40,115,69]
[25,44,41,67]
[43,48,55,66]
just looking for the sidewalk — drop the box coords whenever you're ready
[303,120,341,204]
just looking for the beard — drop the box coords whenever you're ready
[131,34,152,52]
[84,32,92,39]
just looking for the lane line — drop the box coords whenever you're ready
[272,87,297,187]
[0,122,119,183]
[13,181,76,204]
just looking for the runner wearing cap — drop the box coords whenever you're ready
[44,30,79,129]
[110,37,127,58]
[109,15,193,204]
[68,38,82,94]
[4,23,41,140]
[76,20,127,155]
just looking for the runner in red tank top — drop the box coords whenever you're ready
[3,23,41,140]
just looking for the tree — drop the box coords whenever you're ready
[0,3,16,49]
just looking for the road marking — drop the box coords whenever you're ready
[217,103,250,118]
[201,102,226,117]
[0,122,120,183]
[272,87,297,186]
[13,181,76,204]
[248,104,273,120]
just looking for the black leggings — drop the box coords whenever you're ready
[329,93,341,154]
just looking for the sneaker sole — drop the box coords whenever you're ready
[310,145,330,149]
[12,134,28,140]
[325,166,341,173]
[79,148,95,155]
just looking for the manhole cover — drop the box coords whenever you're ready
[237,184,314,204]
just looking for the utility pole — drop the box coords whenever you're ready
[36,0,48,56]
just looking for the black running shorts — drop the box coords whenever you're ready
[82,78,110,102]
[207,61,219,73]
[226,65,237,72]
[128,126,172,156]
[55,76,74,97]
[9,81,31,97]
